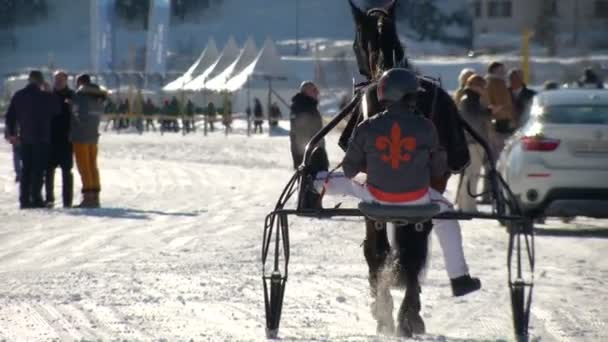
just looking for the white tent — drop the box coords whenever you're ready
[163,39,219,92]
[185,37,239,91]
[225,39,300,113]
[224,39,296,93]
[204,38,258,92]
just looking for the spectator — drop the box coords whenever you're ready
[269,102,282,128]
[543,81,560,91]
[105,98,117,114]
[456,75,491,213]
[104,98,117,130]
[169,96,180,132]
[184,99,195,133]
[454,68,476,106]
[206,101,216,133]
[222,96,233,135]
[578,67,604,89]
[289,81,328,169]
[143,98,157,132]
[289,81,328,209]
[508,68,536,128]
[253,98,264,134]
[161,99,171,131]
[132,89,145,133]
[45,70,74,208]
[5,70,60,209]
[118,98,129,129]
[485,61,515,154]
[71,74,107,208]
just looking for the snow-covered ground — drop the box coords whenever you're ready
[0,121,606,341]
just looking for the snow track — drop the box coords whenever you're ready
[0,129,606,341]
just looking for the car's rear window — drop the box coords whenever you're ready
[543,105,608,125]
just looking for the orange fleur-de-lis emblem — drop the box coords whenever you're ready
[375,122,417,169]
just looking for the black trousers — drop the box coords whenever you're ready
[20,143,49,207]
[45,142,73,207]
[296,146,329,210]
[254,120,263,134]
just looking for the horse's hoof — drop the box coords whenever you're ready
[408,312,426,334]
[396,322,413,338]
[376,320,395,335]
[397,312,425,336]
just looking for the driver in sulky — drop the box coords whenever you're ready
[313,68,481,297]
[305,0,481,298]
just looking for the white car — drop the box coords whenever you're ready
[498,89,608,219]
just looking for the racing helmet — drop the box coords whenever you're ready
[377,68,422,104]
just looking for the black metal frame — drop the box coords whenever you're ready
[262,94,535,341]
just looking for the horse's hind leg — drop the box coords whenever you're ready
[394,222,430,337]
[363,218,394,334]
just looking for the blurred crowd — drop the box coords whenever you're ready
[453,63,604,212]
[3,63,603,212]
[2,69,289,210]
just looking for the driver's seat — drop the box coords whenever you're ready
[358,202,440,224]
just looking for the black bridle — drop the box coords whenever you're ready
[352,6,404,80]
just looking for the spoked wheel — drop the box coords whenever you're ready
[262,213,290,339]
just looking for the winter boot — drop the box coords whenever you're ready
[298,172,323,211]
[76,191,94,208]
[90,191,100,208]
[450,274,482,297]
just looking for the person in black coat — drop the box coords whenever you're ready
[269,102,282,128]
[290,81,329,209]
[45,71,74,208]
[508,68,537,128]
[577,67,604,89]
[5,70,60,209]
[253,98,264,134]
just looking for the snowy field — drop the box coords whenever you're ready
[0,121,606,341]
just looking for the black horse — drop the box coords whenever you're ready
[263,3,534,340]
[340,0,470,336]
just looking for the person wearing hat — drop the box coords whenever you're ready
[578,67,604,89]
[456,74,492,213]
[289,81,329,209]
[5,70,60,208]
[453,68,476,106]
[71,74,108,208]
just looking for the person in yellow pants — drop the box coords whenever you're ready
[73,143,100,205]
[71,74,107,208]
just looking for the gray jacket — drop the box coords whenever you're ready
[458,88,491,144]
[342,107,448,198]
[71,84,107,144]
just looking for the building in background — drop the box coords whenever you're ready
[471,0,608,52]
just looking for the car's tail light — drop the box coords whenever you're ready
[521,136,560,151]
